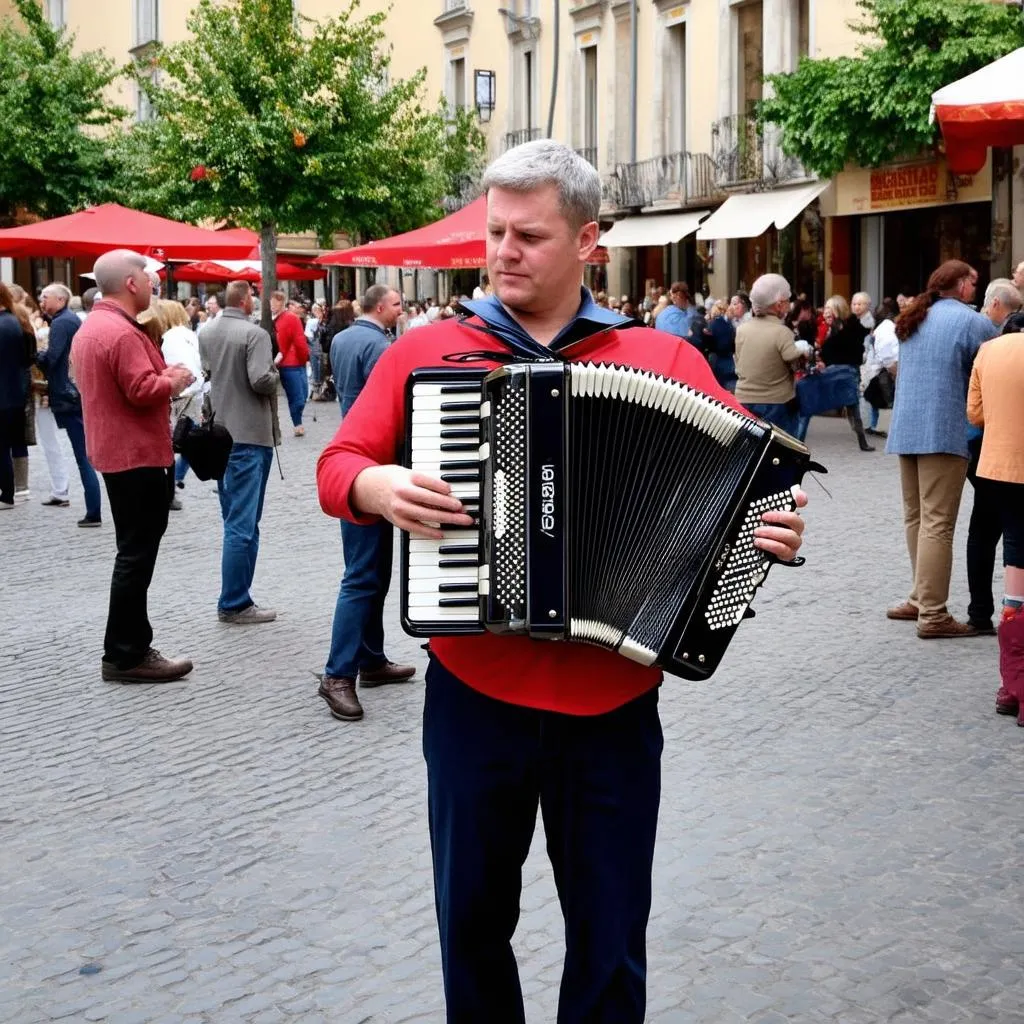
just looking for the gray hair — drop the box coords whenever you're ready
[481,139,601,230]
[749,274,792,316]
[40,282,72,307]
[362,283,396,311]
[93,249,147,295]
[852,291,871,307]
[984,278,1022,311]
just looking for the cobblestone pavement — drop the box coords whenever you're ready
[2,396,1023,1024]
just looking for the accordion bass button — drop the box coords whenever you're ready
[548,609,558,619]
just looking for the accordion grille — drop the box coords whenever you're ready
[491,381,527,614]
[565,363,765,658]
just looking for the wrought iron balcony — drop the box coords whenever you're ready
[504,127,542,150]
[605,151,719,210]
[575,146,598,168]
[711,114,807,189]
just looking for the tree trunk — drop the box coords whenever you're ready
[260,220,277,335]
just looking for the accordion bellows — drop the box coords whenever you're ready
[402,362,820,680]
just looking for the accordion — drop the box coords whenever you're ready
[401,362,820,680]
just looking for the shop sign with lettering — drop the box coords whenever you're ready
[822,156,991,217]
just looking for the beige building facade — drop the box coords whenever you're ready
[5,0,1019,305]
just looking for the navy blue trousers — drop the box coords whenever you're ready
[422,655,663,1024]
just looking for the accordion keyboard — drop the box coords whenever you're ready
[403,375,486,634]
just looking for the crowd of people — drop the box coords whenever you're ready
[1,137,1023,1024]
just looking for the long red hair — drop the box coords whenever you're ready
[895,260,973,341]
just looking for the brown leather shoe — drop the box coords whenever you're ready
[886,602,919,621]
[917,616,979,639]
[102,648,193,684]
[359,661,416,688]
[318,674,363,721]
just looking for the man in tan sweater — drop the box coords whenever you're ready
[734,273,810,435]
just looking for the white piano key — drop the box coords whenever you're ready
[405,604,481,620]
[407,551,480,566]
[412,395,482,411]
[410,463,482,478]
[409,531,479,550]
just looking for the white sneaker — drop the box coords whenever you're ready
[13,489,29,503]
[0,501,15,510]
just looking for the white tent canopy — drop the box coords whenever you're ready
[696,182,829,241]
[599,211,709,248]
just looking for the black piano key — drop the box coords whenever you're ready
[440,413,480,424]
[444,522,478,532]
[440,383,482,394]
[439,558,479,569]
[440,427,480,439]
[438,582,479,593]
[439,460,479,471]
[441,472,481,484]
[438,544,479,555]
[440,401,480,412]
[439,597,481,608]
[440,442,479,452]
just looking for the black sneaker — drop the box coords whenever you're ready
[78,517,102,528]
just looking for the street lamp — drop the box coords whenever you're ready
[474,69,496,122]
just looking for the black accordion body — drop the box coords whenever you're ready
[401,362,818,680]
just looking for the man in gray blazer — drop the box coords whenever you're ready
[200,279,280,624]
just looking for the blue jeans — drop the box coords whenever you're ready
[57,410,102,520]
[423,656,662,1023]
[279,366,308,427]
[216,443,273,613]
[174,455,190,484]
[324,519,392,678]
[745,402,800,438]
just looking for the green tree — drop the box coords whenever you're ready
[113,0,485,326]
[0,0,125,224]
[759,0,1024,179]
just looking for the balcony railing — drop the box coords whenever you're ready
[605,151,719,210]
[575,146,598,168]
[444,0,467,10]
[711,114,807,189]
[504,127,542,150]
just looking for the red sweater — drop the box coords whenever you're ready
[73,301,174,473]
[316,318,745,715]
[275,311,309,367]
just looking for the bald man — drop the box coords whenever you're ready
[73,249,196,684]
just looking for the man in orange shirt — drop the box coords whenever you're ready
[317,142,807,1022]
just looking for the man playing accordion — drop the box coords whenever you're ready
[317,141,807,1023]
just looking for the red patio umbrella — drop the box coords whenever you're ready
[318,196,610,269]
[931,47,1024,175]
[0,204,259,260]
[318,197,487,269]
[171,259,325,284]
[171,261,260,284]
